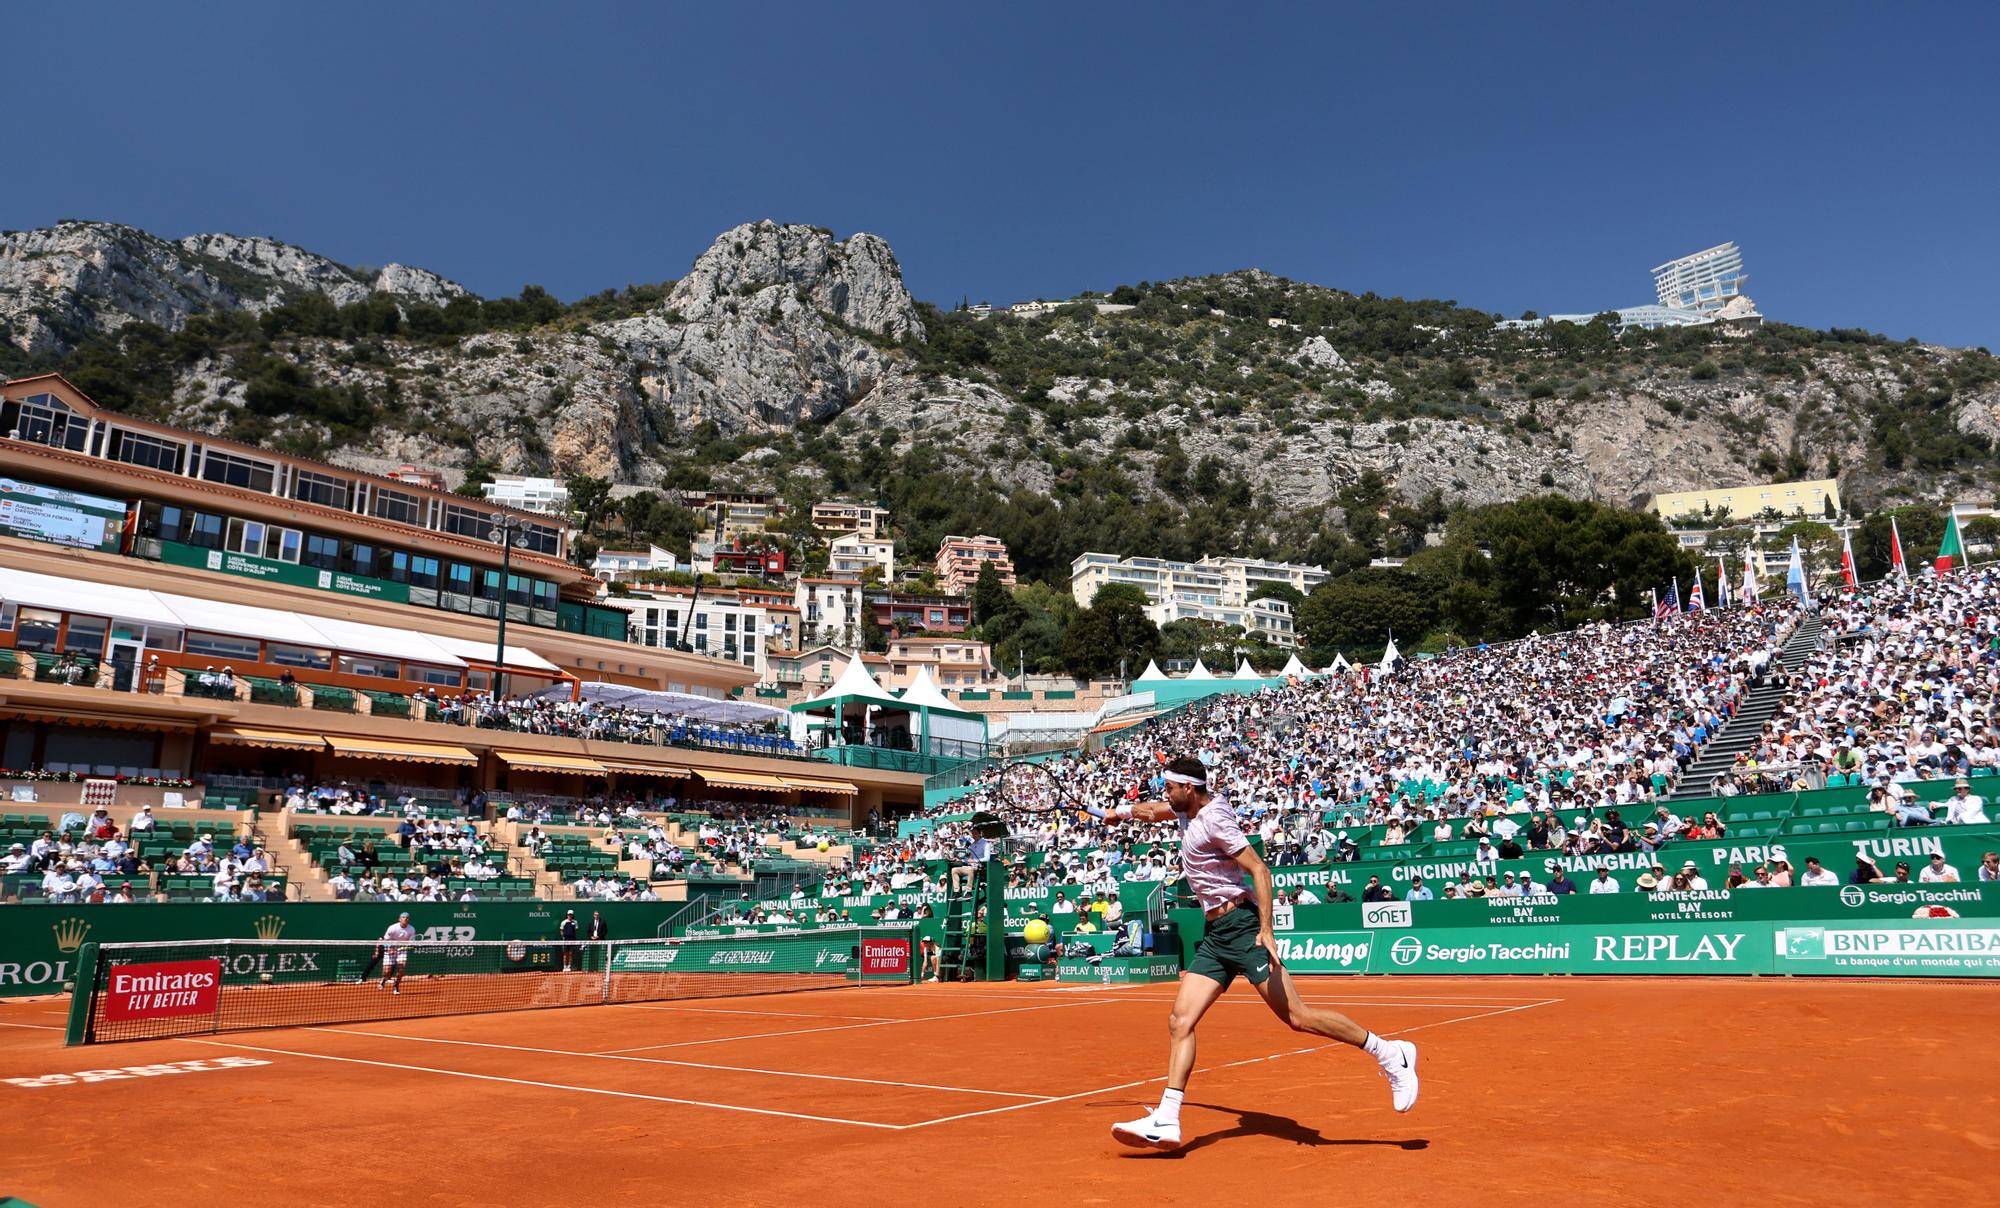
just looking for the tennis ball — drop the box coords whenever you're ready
[817,839,830,853]
[1023,919,1052,944]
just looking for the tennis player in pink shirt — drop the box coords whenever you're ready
[1088,755,1418,1151]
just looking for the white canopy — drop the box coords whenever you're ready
[1378,637,1401,672]
[1185,660,1215,680]
[1232,658,1261,680]
[1133,658,1167,682]
[1280,653,1311,677]
[797,654,901,708]
[1325,652,1351,673]
[898,666,959,712]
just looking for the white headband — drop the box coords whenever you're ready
[1163,771,1207,787]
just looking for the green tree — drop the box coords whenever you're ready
[1060,584,1160,679]
[971,561,1009,626]
[1854,506,1945,579]
[456,458,499,498]
[1297,569,1438,653]
[567,473,613,533]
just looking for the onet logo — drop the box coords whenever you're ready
[1838,886,1865,909]
[254,914,287,940]
[1389,937,1423,967]
[1362,902,1413,929]
[51,918,91,953]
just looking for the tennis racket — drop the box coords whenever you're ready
[993,760,1107,818]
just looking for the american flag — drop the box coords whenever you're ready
[1654,578,1681,618]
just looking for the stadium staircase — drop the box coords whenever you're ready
[263,823,333,901]
[1669,613,1825,802]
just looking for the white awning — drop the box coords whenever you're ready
[797,655,901,708]
[0,566,184,628]
[429,634,562,673]
[147,593,330,647]
[300,614,465,666]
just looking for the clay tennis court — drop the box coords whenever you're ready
[2,976,1991,1207]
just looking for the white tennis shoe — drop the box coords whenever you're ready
[1111,1112,1182,1151]
[1378,1039,1419,1112]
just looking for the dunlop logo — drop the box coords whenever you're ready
[254,915,286,941]
[51,918,92,953]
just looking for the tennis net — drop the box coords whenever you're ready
[67,925,917,1045]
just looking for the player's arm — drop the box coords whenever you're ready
[1231,842,1279,958]
[1081,798,1174,824]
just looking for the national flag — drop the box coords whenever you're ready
[1785,538,1810,604]
[1687,574,1705,612]
[1714,556,1730,608]
[1741,556,1759,604]
[1936,510,1965,574]
[1889,517,1909,581]
[1655,579,1680,618]
[1840,530,1858,589]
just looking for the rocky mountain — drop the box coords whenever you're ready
[3,217,1996,569]
[0,220,463,359]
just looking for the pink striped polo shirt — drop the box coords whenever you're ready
[1178,793,1252,912]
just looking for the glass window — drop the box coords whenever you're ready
[446,562,474,596]
[504,573,532,608]
[198,451,276,494]
[109,429,186,474]
[406,663,462,687]
[187,512,224,550]
[267,526,302,562]
[185,631,261,661]
[370,487,423,526]
[144,626,183,652]
[520,522,561,556]
[340,541,378,577]
[476,569,502,601]
[407,556,440,591]
[2,395,88,451]
[61,615,109,656]
[291,470,353,510]
[266,644,332,670]
[441,505,494,541]
[225,518,266,558]
[337,655,401,680]
[13,608,61,652]
[302,534,340,570]
[0,602,12,631]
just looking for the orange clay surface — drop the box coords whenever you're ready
[2,976,1994,1208]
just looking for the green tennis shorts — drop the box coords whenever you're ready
[1187,901,1272,989]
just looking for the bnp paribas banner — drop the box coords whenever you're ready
[1771,921,2000,976]
[1252,918,2000,977]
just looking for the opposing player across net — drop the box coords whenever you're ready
[67,925,917,1044]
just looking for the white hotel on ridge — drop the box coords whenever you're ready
[1069,553,1326,648]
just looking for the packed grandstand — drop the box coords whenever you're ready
[14,567,1995,943]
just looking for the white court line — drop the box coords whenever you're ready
[611,1004,903,1021]
[597,996,1122,1055]
[893,997,1563,1130]
[183,1037,900,1130]
[0,1021,62,1031]
[305,1027,1039,1099]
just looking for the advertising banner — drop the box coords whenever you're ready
[2,901,683,999]
[158,540,412,603]
[99,958,222,1022]
[861,936,912,976]
[1772,922,2000,976]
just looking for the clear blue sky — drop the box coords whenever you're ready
[13,2,1997,347]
